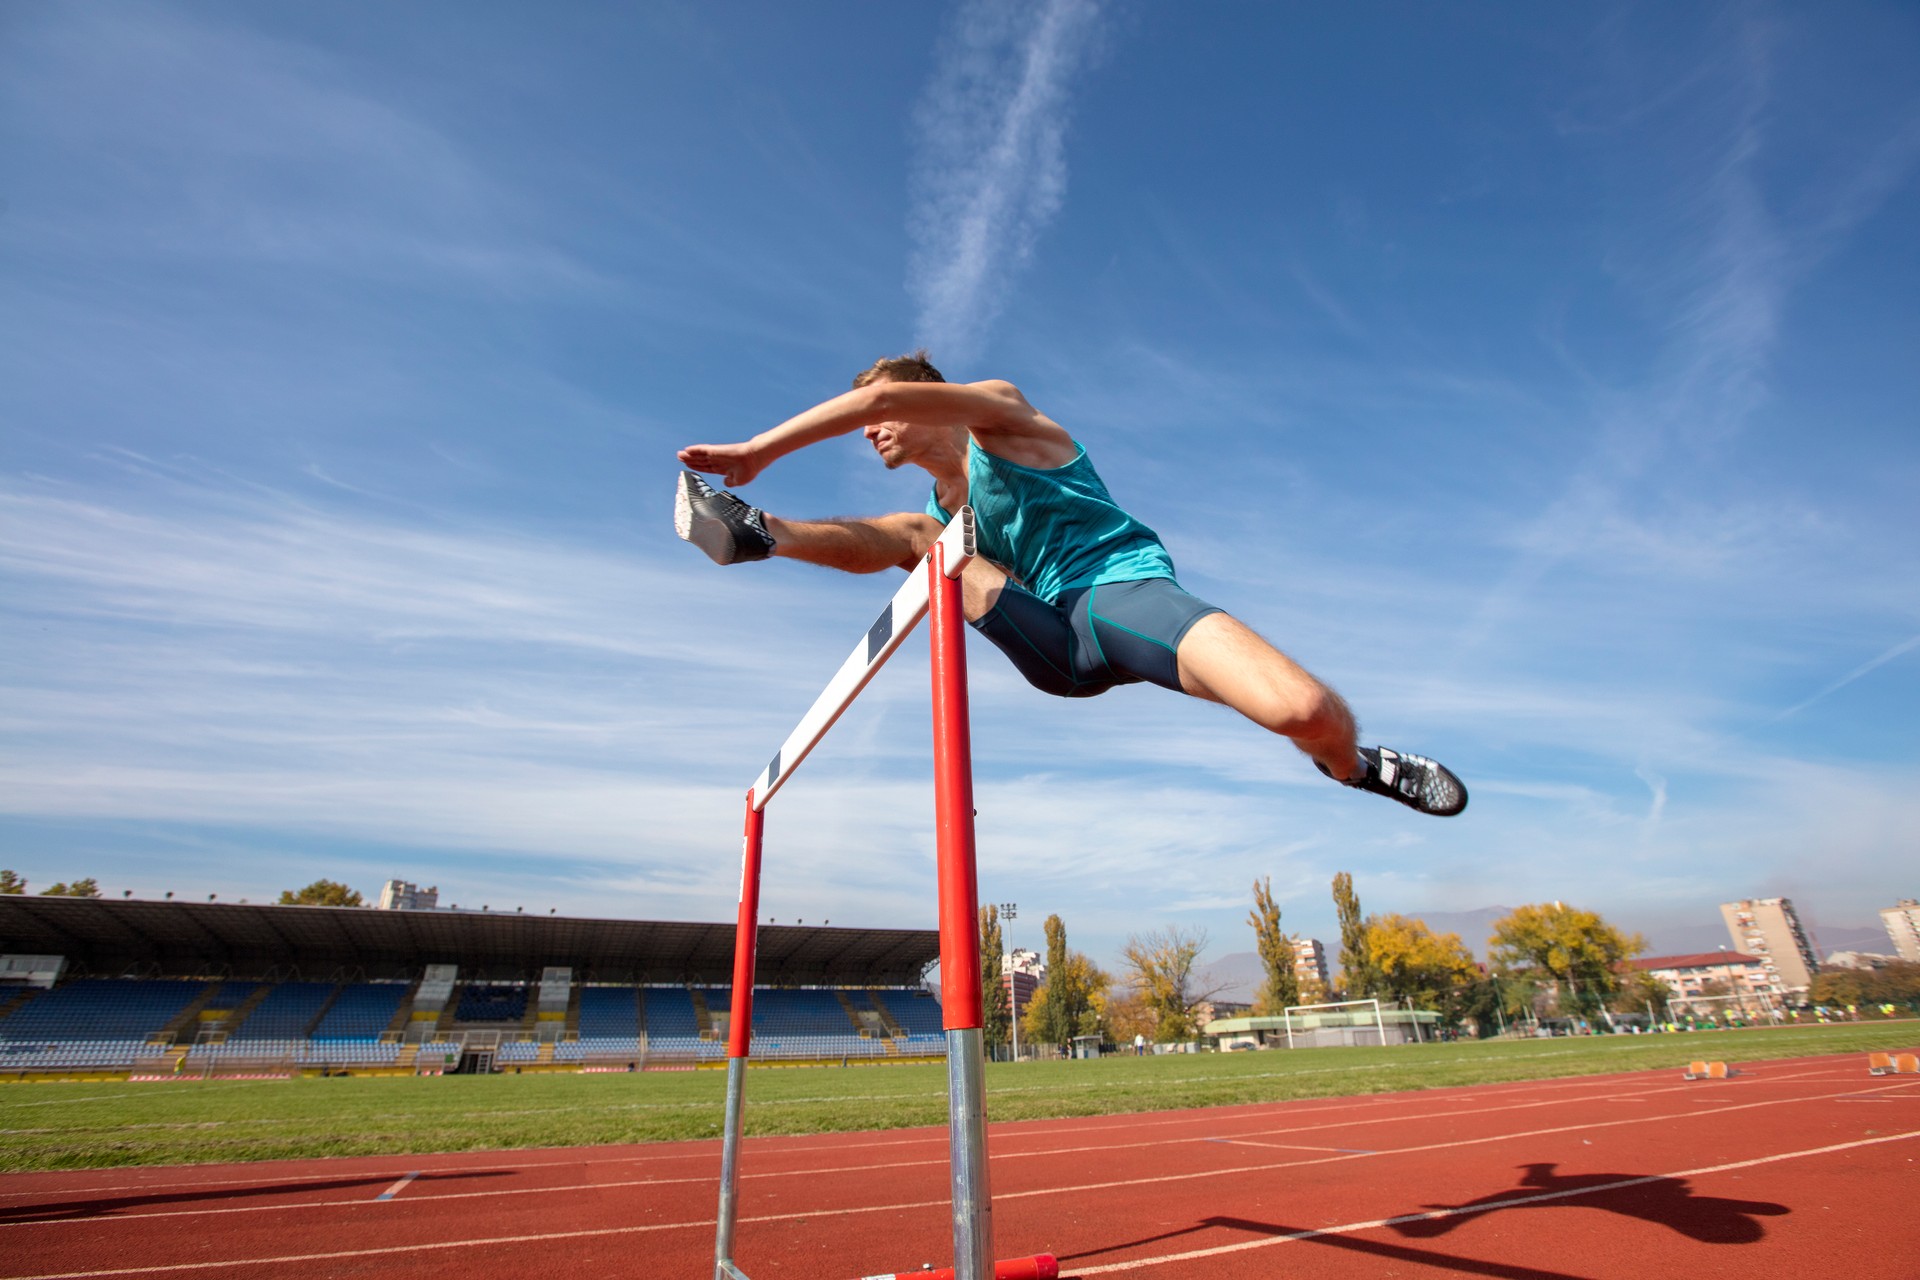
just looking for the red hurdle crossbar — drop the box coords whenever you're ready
[712,509,1052,1280]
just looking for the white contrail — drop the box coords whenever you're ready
[907,0,1104,365]
[1775,630,1920,720]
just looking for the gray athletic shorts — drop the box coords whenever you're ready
[972,577,1225,698]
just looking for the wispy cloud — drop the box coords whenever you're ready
[907,0,1105,364]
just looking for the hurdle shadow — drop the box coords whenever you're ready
[0,1170,512,1223]
[1390,1162,1789,1245]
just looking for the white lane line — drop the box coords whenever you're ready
[374,1173,418,1202]
[0,1078,1666,1202]
[0,1059,1893,1210]
[5,1121,1915,1280]
[0,1084,1718,1226]
[5,1077,1912,1233]
[1069,1127,1920,1275]
[1205,1139,1366,1154]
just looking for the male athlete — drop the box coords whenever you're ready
[675,352,1465,816]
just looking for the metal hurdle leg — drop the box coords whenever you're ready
[712,509,1045,1280]
[714,798,765,1280]
[928,539,993,1279]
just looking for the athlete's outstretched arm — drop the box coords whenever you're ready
[677,380,1074,485]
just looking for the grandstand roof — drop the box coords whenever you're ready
[0,896,939,986]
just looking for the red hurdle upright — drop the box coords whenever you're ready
[711,508,1053,1280]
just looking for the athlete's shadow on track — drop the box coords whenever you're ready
[0,1170,511,1223]
[1390,1161,1789,1245]
[1059,1164,1788,1279]
[1060,1217,1598,1280]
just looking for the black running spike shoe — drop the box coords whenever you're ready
[1319,746,1469,817]
[675,471,775,565]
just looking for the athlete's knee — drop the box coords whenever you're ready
[886,514,947,569]
[1255,678,1351,741]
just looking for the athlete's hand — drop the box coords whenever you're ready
[677,441,763,487]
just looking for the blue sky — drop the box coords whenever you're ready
[4,1,1917,971]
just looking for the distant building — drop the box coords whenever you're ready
[376,880,439,911]
[1004,947,1042,1027]
[1825,951,1898,971]
[1881,899,1920,963]
[1720,898,1818,994]
[1195,998,1252,1030]
[1632,952,1780,1011]
[1291,937,1329,990]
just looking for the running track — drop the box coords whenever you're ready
[2,1050,1916,1279]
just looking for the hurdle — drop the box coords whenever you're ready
[711,507,1053,1280]
[1682,1060,1735,1080]
[1868,1051,1918,1076]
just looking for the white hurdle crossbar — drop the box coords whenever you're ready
[747,506,975,810]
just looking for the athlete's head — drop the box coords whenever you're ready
[851,349,944,389]
[853,349,948,471]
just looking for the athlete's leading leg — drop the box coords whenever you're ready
[1174,613,1467,816]
[764,512,944,574]
[1174,613,1360,779]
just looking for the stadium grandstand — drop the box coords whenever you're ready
[0,894,941,1079]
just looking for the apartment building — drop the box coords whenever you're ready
[1003,946,1042,1025]
[1719,897,1818,994]
[1291,937,1330,990]
[1881,899,1920,963]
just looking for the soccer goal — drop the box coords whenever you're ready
[1283,998,1387,1049]
[712,507,1054,1280]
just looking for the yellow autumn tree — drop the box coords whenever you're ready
[1365,914,1478,1012]
[1487,903,1644,1014]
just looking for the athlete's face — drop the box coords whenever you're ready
[862,419,917,469]
[861,374,921,469]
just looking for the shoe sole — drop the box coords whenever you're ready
[675,472,738,565]
[1362,749,1468,817]
[1405,761,1468,817]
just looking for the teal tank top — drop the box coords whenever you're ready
[926,438,1176,603]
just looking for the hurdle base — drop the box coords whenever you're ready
[1682,1060,1735,1080]
[856,1253,1059,1280]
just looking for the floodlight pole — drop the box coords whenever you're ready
[1000,903,1018,1064]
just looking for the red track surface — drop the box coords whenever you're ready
[3,1050,1917,1279]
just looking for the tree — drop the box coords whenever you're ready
[980,905,1011,1051]
[1365,914,1478,1016]
[1121,926,1219,1042]
[1610,968,1675,1018]
[1033,914,1090,1051]
[1248,877,1300,1015]
[1332,872,1375,999]
[39,878,102,898]
[1,870,28,894]
[1095,982,1155,1045]
[1811,962,1920,1011]
[1024,945,1110,1050]
[278,879,364,907]
[1487,903,1644,1014]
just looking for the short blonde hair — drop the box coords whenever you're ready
[852,349,945,388]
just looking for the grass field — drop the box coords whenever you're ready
[3,1021,1914,1173]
